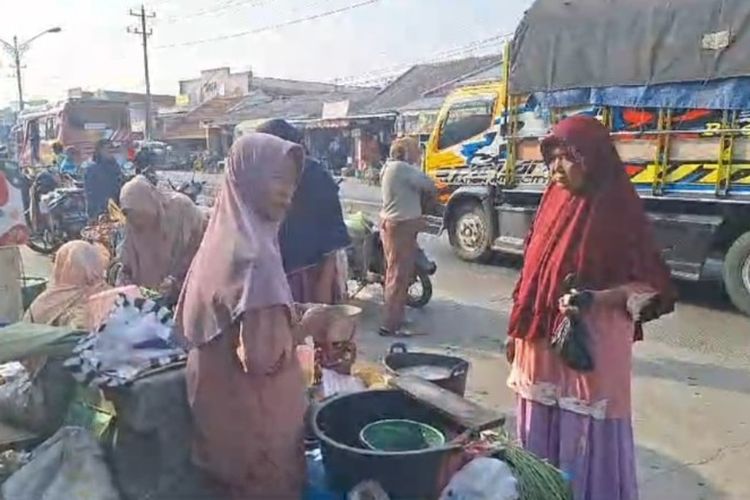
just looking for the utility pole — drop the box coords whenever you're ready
[128,5,155,140]
[12,37,23,111]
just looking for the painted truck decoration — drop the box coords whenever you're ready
[427,86,750,196]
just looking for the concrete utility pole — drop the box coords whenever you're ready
[0,27,62,111]
[128,5,155,140]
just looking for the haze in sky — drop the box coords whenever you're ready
[0,0,533,106]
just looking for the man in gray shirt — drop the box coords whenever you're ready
[379,137,437,336]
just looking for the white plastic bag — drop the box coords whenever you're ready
[439,457,519,500]
[2,426,120,500]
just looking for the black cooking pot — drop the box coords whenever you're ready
[384,343,469,396]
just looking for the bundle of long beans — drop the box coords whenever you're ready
[483,431,572,500]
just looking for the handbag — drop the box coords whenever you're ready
[550,283,595,372]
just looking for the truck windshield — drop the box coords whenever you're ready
[438,95,496,150]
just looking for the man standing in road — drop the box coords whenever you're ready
[84,139,122,221]
[379,136,437,336]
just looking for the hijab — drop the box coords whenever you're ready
[25,240,110,327]
[175,133,303,347]
[256,119,350,273]
[508,115,675,342]
[120,175,206,288]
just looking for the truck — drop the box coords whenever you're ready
[426,0,750,315]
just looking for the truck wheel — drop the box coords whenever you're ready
[449,202,492,262]
[723,231,750,315]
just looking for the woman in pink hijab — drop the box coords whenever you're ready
[118,175,206,302]
[25,240,110,328]
[175,133,311,499]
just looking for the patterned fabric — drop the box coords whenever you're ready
[64,294,185,388]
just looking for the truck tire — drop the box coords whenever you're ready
[449,202,492,263]
[723,231,750,316]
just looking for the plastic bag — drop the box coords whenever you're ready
[0,363,46,434]
[2,426,120,500]
[439,457,519,500]
[335,249,349,299]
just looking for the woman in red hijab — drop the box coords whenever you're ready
[506,115,675,500]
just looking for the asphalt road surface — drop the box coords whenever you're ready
[30,170,739,498]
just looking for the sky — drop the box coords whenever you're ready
[0,0,534,107]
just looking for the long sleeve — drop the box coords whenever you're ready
[235,306,294,376]
[409,167,438,195]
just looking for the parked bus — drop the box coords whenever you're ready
[16,99,132,168]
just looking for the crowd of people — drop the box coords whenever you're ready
[20,116,673,499]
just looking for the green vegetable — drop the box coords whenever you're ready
[483,430,573,500]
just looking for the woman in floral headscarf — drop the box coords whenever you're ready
[506,116,676,500]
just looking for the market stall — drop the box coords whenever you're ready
[0,287,571,500]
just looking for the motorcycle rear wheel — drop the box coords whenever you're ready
[26,229,62,255]
[406,270,433,308]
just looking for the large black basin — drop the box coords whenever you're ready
[384,343,469,396]
[312,389,465,499]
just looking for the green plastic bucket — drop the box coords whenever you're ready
[359,419,445,452]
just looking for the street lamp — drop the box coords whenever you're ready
[0,27,62,111]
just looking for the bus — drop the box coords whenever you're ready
[16,99,132,169]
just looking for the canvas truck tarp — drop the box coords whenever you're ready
[510,0,750,94]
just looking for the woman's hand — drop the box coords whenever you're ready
[559,287,627,316]
[504,337,515,364]
[158,275,178,298]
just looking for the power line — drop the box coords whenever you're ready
[160,0,271,24]
[155,0,379,49]
[332,33,510,87]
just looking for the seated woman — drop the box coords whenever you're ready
[21,240,111,435]
[25,240,111,328]
[118,175,207,303]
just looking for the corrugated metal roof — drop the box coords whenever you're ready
[363,55,500,113]
[159,96,244,140]
[224,88,377,124]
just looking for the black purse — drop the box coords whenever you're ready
[550,276,595,372]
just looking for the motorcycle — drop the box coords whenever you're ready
[168,177,205,204]
[81,200,126,286]
[345,212,436,308]
[25,169,87,255]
